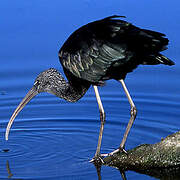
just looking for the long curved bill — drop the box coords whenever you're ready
[5,87,38,141]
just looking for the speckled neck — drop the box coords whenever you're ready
[45,69,90,102]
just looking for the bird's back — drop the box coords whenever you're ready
[59,16,174,85]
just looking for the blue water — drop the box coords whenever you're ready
[0,0,180,179]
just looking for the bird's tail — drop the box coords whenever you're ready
[155,54,175,66]
[142,54,175,66]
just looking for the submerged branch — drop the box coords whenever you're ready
[103,131,180,178]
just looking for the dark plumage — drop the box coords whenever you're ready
[59,15,174,86]
[6,15,174,163]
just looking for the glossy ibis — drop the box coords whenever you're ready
[5,15,174,162]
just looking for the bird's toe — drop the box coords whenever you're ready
[89,154,105,165]
[119,147,128,154]
[109,147,127,156]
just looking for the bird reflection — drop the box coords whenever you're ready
[94,163,102,180]
[6,161,13,178]
[119,170,127,180]
[93,162,127,180]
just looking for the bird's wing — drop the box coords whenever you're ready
[59,40,131,83]
[59,15,170,83]
[59,16,134,83]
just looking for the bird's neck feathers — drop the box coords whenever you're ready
[43,68,90,102]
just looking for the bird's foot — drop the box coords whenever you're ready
[108,147,127,156]
[89,148,127,165]
[89,154,106,165]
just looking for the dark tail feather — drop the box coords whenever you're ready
[142,54,175,66]
[156,54,175,66]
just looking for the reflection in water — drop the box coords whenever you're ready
[119,171,127,180]
[6,161,13,178]
[129,167,180,180]
[5,160,22,180]
[94,161,180,180]
[93,163,127,180]
[94,164,102,180]
[4,158,180,180]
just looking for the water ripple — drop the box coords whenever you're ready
[0,91,179,179]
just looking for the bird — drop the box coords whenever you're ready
[5,15,174,163]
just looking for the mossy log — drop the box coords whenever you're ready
[103,131,180,178]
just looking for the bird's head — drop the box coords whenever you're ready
[5,68,66,140]
[33,68,66,93]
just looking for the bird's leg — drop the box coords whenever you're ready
[119,79,137,149]
[110,79,137,155]
[90,86,106,163]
